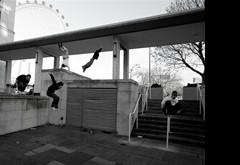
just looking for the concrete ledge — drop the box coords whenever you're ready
[0,96,49,135]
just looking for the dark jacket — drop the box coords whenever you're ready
[16,74,30,85]
[47,74,63,94]
[92,48,102,60]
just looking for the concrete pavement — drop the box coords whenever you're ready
[0,124,205,165]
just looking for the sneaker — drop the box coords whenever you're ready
[52,107,57,110]
[176,109,184,115]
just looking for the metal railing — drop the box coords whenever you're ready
[197,83,205,120]
[128,87,149,142]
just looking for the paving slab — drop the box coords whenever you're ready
[24,151,37,156]
[54,146,75,154]
[148,158,171,165]
[56,151,94,165]
[0,152,44,165]
[130,146,166,160]
[0,144,29,157]
[91,156,116,165]
[0,125,205,165]
[108,152,131,164]
[47,160,66,165]
[163,151,203,165]
[94,136,136,153]
[124,153,152,165]
[29,148,68,164]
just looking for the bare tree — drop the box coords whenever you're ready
[132,65,183,87]
[152,0,205,84]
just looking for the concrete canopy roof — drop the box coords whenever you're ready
[0,7,205,61]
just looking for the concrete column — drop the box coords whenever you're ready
[5,60,12,86]
[34,49,43,94]
[113,37,120,79]
[54,56,60,69]
[123,49,129,79]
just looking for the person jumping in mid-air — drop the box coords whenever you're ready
[82,47,102,72]
[46,73,64,110]
[59,43,70,71]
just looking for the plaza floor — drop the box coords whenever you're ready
[0,124,205,165]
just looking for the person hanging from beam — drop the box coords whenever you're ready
[58,43,70,71]
[82,47,102,72]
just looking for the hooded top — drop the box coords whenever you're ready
[47,74,63,94]
[16,74,31,85]
[92,48,102,60]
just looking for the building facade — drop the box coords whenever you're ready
[0,0,16,43]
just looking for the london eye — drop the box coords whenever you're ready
[12,0,69,84]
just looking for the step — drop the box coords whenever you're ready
[139,114,205,125]
[131,132,205,148]
[134,126,205,139]
[134,99,205,148]
[137,123,205,135]
[144,110,202,118]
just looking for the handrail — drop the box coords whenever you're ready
[128,87,149,142]
[141,87,149,115]
[197,83,205,120]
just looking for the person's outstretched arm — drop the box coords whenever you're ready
[49,73,56,84]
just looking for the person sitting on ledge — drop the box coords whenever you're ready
[12,74,31,94]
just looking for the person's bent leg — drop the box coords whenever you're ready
[51,94,59,108]
[175,102,184,115]
[163,100,174,115]
[82,58,94,72]
[47,92,56,108]
[54,95,60,108]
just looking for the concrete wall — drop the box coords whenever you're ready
[183,87,199,100]
[0,69,91,135]
[0,69,140,136]
[0,95,49,135]
[66,79,139,136]
[117,80,139,136]
[41,69,91,125]
[150,87,164,100]
[0,61,5,92]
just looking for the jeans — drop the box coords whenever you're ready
[47,92,60,108]
[162,100,182,115]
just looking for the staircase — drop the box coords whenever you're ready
[131,99,205,148]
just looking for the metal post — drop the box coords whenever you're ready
[141,95,143,115]
[149,47,151,99]
[128,114,131,142]
[136,107,138,129]
[166,115,171,149]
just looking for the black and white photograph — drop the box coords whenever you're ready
[0,0,205,164]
